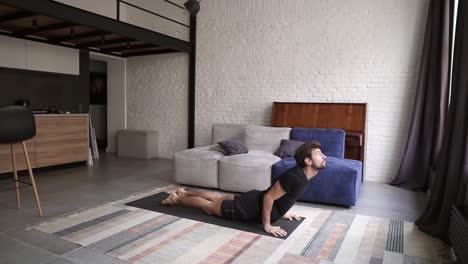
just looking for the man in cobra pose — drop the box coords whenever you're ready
[162,141,326,237]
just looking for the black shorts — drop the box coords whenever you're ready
[220,199,242,220]
[221,190,263,221]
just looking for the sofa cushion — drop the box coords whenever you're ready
[274,139,305,159]
[219,150,281,192]
[272,156,362,206]
[174,145,224,189]
[174,145,225,160]
[217,139,249,155]
[290,128,345,158]
[211,123,246,144]
[244,125,291,153]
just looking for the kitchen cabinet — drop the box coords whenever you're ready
[25,41,79,75]
[0,114,88,173]
[0,36,26,70]
[0,36,79,75]
[35,115,88,167]
[0,139,36,173]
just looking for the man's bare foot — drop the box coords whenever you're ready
[161,192,179,205]
[176,187,187,197]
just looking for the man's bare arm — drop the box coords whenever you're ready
[262,181,287,237]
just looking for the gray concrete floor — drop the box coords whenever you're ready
[0,153,428,264]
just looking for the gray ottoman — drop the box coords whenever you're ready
[117,129,159,159]
[218,150,281,193]
[174,145,224,189]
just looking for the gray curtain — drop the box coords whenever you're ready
[416,0,468,240]
[391,0,451,191]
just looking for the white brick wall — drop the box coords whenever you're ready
[126,0,429,182]
[195,0,429,182]
[126,53,189,158]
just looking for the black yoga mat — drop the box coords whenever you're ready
[125,192,304,239]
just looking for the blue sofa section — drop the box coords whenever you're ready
[271,128,362,206]
[290,128,345,159]
[272,157,362,206]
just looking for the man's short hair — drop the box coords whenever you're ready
[294,141,321,168]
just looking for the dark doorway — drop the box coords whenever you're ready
[89,60,108,151]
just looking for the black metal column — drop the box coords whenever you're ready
[188,15,196,148]
[186,1,199,149]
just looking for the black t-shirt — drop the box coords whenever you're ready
[266,166,310,222]
[233,166,310,223]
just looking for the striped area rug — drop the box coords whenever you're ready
[33,187,448,264]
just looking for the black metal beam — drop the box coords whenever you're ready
[78,37,133,48]
[53,30,109,43]
[0,11,34,23]
[13,22,75,37]
[0,0,190,52]
[123,48,179,57]
[100,43,157,53]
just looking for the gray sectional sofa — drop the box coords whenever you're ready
[174,123,362,206]
[174,123,290,192]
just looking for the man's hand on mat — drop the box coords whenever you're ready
[264,224,287,237]
[282,213,301,221]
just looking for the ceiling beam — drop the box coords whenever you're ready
[78,37,133,48]
[13,21,75,37]
[0,11,34,23]
[53,30,109,42]
[123,48,179,57]
[100,43,157,53]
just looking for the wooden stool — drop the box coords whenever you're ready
[0,106,43,216]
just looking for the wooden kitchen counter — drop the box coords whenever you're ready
[0,114,88,173]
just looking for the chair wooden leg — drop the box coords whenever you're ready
[21,142,43,217]
[10,144,20,209]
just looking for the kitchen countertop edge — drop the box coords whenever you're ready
[34,113,89,117]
